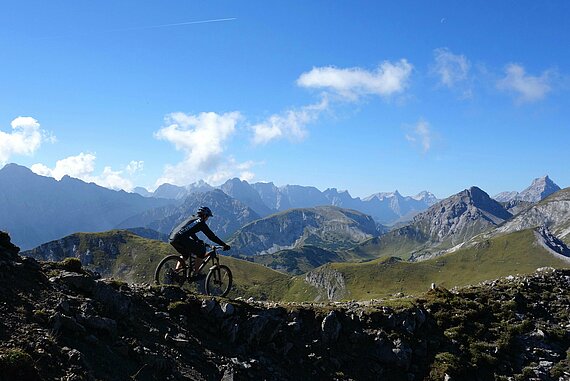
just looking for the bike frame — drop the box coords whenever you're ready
[188,245,222,276]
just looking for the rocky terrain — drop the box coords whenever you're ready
[2,231,570,380]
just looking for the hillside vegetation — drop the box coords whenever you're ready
[302,229,570,301]
[23,230,305,301]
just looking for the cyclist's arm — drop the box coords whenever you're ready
[201,224,226,246]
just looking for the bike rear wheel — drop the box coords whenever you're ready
[205,265,232,297]
[155,255,188,286]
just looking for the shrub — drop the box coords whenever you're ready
[59,257,82,273]
[0,348,38,380]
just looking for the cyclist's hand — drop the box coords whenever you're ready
[223,244,231,251]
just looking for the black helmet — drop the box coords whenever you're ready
[197,206,213,217]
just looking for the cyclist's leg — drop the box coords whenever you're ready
[188,240,207,273]
[169,239,190,270]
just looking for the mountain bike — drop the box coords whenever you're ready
[154,244,233,297]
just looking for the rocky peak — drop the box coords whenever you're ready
[412,191,438,205]
[517,175,561,202]
[410,186,512,246]
[494,175,561,203]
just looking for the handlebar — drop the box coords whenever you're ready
[205,244,226,250]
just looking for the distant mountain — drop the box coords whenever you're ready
[494,175,561,203]
[135,179,439,226]
[350,186,513,261]
[252,183,438,225]
[152,183,189,200]
[0,163,172,250]
[494,191,519,203]
[118,189,260,240]
[360,190,439,225]
[219,178,274,217]
[493,187,570,244]
[132,186,153,197]
[228,206,379,256]
[412,186,512,246]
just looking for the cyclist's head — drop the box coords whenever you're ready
[197,206,213,219]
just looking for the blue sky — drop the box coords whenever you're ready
[1,1,568,198]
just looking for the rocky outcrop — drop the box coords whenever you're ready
[536,225,570,259]
[305,266,347,301]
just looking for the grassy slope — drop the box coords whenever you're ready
[346,229,427,261]
[252,245,343,275]
[290,229,570,301]
[62,230,313,301]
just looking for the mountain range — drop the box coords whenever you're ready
[133,177,439,225]
[0,164,173,250]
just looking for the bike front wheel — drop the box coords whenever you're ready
[205,265,232,297]
[155,255,188,287]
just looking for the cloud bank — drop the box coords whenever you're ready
[154,111,253,186]
[0,117,55,165]
[31,152,142,191]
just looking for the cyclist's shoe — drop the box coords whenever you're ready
[189,273,206,282]
[165,269,184,285]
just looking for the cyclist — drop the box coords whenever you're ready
[169,206,230,280]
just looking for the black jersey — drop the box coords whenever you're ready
[169,216,225,246]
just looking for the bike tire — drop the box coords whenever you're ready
[205,265,232,297]
[154,255,188,286]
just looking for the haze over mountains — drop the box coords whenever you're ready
[0,164,173,250]
[134,177,440,225]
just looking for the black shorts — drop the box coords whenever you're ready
[170,237,207,259]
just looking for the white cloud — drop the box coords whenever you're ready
[0,117,56,165]
[432,48,471,88]
[496,64,552,103]
[32,152,96,180]
[154,111,253,186]
[250,97,329,145]
[126,160,144,174]
[405,120,432,153]
[31,152,139,191]
[296,59,413,101]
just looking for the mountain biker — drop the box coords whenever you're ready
[169,206,230,280]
